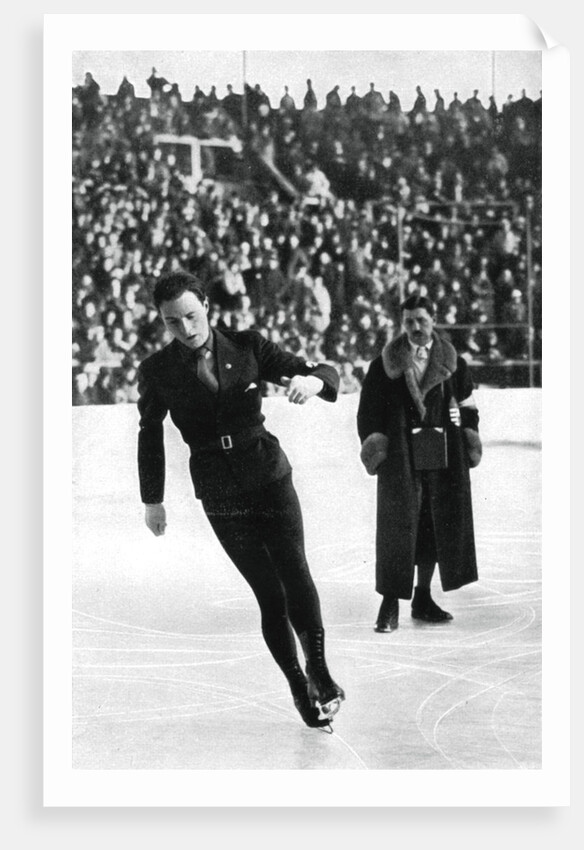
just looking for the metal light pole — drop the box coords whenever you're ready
[242,50,248,132]
[525,197,536,388]
[397,204,405,302]
[491,51,496,102]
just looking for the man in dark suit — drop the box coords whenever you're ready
[137,271,345,729]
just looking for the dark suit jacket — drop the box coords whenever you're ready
[137,328,339,503]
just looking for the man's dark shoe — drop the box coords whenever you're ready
[375,596,399,632]
[411,587,453,622]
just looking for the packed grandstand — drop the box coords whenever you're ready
[72,72,541,404]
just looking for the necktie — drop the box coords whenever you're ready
[416,346,428,361]
[195,347,219,394]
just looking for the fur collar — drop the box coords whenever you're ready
[381,332,458,420]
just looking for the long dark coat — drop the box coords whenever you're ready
[357,332,480,599]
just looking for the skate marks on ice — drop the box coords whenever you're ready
[319,526,540,770]
[72,608,368,769]
[72,429,541,770]
[72,524,541,770]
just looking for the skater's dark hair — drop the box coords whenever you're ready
[153,271,207,310]
[400,294,435,317]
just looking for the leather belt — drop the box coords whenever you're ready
[194,424,266,454]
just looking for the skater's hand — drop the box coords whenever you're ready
[145,503,167,536]
[449,407,461,427]
[281,375,323,404]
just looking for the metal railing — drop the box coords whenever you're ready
[394,200,540,388]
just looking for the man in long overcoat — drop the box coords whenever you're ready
[357,295,482,632]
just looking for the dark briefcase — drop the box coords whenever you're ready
[411,427,448,470]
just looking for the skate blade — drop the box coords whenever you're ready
[318,697,342,719]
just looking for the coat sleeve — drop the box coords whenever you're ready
[453,357,480,432]
[137,360,168,504]
[356,359,390,475]
[356,358,387,442]
[452,357,483,467]
[253,333,339,402]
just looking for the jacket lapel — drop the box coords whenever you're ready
[213,329,245,394]
[169,338,198,381]
[418,340,457,396]
[167,340,218,414]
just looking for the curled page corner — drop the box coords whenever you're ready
[524,16,560,49]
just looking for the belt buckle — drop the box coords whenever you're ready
[220,435,233,450]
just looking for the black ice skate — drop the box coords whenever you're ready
[299,628,345,720]
[284,660,332,731]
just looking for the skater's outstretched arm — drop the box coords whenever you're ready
[251,332,339,402]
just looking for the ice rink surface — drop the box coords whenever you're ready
[72,392,541,771]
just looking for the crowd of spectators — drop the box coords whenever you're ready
[72,71,542,404]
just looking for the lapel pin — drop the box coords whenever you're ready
[226,363,232,370]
